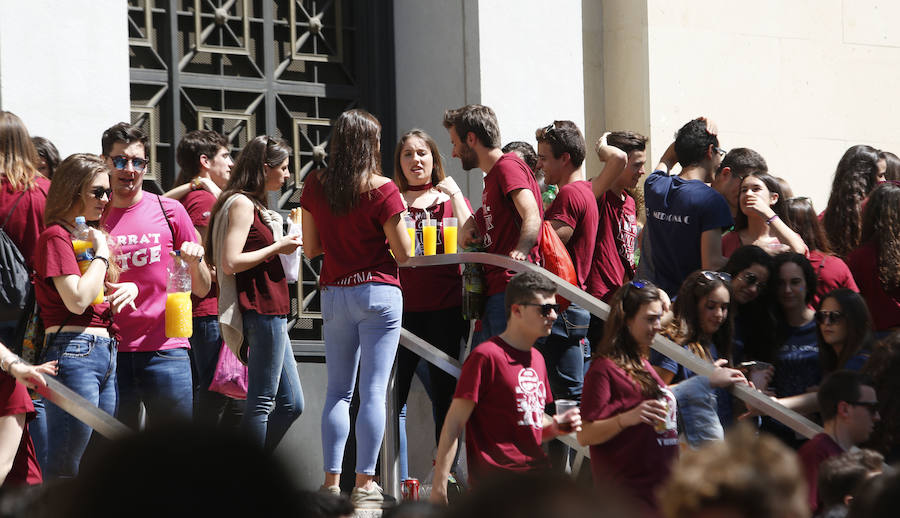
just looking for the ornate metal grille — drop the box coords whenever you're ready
[128,0,395,341]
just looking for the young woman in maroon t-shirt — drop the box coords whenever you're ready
[300,110,411,507]
[36,154,137,478]
[577,281,678,516]
[847,181,900,334]
[721,172,806,258]
[206,136,304,450]
[392,129,472,481]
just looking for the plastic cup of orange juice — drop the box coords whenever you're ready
[404,215,416,257]
[442,217,458,254]
[422,220,437,256]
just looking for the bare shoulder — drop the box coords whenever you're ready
[369,175,393,189]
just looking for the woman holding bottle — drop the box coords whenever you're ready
[206,136,304,450]
[301,109,411,508]
[35,154,137,477]
[392,128,472,481]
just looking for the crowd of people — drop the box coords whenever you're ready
[0,103,898,518]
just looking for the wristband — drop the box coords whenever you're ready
[92,256,110,269]
[1,357,22,373]
[765,214,779,225]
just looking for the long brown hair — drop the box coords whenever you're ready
[860,181,900,290]
[45,153,119,281]
[594,281,664,398]
[205,136,291,265]
[785,196,831,253]
[667,270,734,363]
[392,129,446,192]
[318,109,382,215]
[823,144,880,257]
[0,111,40,191]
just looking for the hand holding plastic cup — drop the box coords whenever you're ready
[422,219,437,256]
[442,217,458,254]
[555,399,580,434]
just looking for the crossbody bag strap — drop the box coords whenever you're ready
[1,190,28,230]
[156,194,176,246]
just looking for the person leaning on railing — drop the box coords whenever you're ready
[0,343,56,487]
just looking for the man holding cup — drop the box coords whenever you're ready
[430,272,582,504]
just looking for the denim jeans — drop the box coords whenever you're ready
[240,311,304,450]
[189,315,243,427]
[321,283,402,475]
[472,292,507,347]
[43,332,117,478]
[117,348,193,429]
[671,375,724,448]
[535,303,590,402]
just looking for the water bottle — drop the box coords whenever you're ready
[461,246,485,321]
[71,216,104,305]
[165,251,192,338]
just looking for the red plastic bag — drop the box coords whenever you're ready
[539,220,577,311]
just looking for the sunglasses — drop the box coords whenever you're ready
[90,187,112,200]
[739,271,767,290]
[537,123,560,143]
[815,310,844,325]
[519,302,561,317]
[714,146,728,157]
[846,400,879,415]
[701,271,732,283]
[110,155,149,171]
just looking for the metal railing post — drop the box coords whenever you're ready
[381,360,402,500]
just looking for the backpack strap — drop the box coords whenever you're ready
[157,194,176,246]
[1,190,28,231]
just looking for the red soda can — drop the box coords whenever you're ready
[401,478,419,501]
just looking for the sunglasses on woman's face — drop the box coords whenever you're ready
[815,310,844,325]
[90,187,113,200]
[739,271,767,290]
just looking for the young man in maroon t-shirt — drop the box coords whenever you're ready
[430,272,582,504]
[168,130,238,426]
[586,131,647,345]
[533,120,596,470]
[798,370,880,513]
[443,105,544,343]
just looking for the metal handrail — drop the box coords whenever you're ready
[33,377,132,440]
[398,253,824,435]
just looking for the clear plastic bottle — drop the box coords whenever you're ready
[165,250,192,338]
[71,216,104,305]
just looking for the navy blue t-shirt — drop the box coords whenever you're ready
[773,319,821,398]
[642,171,733,296]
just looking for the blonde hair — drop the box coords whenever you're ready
[659,424,810,518]
[0,111,40,191]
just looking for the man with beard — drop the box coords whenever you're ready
[100,123,211,428]
[443,105,543,342]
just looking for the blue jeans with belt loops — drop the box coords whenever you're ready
[320,283,402,475]
[43,332,117,478]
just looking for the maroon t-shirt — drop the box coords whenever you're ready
[477,154,544,296]
[180,189,218,317]
[0,374,42,486]
[846,241,900,331]
[236,210,289,315]
[34,224,114,328]
[581,357,678,513]
[301,173,406,288]
[400,197,471,312]
[798,432,844,512]
[721,230,742,258]
[454,336,552,484]
[0,176,49,270]
[586,191,637,301]
[544,181,599,291]
[808,250,858,308]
